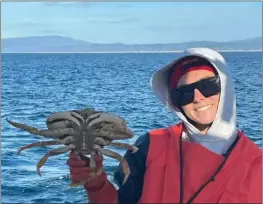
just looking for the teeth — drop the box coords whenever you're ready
[197,105,212,112]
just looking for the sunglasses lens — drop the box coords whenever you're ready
[171,76,220,106]
[171,87,194,106]
[201,80,220,97]
[179,92,194,106]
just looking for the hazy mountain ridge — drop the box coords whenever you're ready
[2,35,262,53]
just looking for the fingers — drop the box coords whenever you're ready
[70,166,95,174]
[68,160,103,185]
[67,158,87,167]
[69,151,81,159]
[70,167,104,186]
[67,151,103,167]
[69,150,103,162]
[71,172,96,182]
[67,157,103,169]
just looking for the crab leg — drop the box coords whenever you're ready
[46,111,83,127]
[46,112,84,129]
[46,121,73,130]
[87,112,133,136]
[93,144,130,185]
[18,136,74,155]
[92,129,133,140]
[37,146,71,176]
[93,122,134,138]
[94,137,138,153]
[18,140,60,155]
[58,136,74,145]
[88,112,126,127]
[107,142,138,153]
[71,112,85,123]
[7,119,77,138]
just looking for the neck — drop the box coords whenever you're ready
[194,123,211,135]
[181,110,211,135]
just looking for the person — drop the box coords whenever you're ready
[67,48,262,203]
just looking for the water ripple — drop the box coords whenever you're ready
[2,52,262,203]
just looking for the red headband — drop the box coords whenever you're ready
[169,58,216,89]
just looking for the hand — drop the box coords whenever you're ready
[67,151,107,190]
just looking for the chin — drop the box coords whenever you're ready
[198,121,214,126]
[192,117,215,126]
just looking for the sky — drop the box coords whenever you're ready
[1,2,262,44]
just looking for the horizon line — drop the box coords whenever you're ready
[1,35,262,45]
[2,50,262,54]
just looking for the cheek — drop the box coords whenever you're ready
[208,94,220,107]
[181,94,220,117]
[181,104,193,116]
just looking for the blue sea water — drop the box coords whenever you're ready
[1,52,262,203]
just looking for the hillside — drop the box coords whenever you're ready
[1,36,262,53]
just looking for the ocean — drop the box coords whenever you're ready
[1,52,262,203]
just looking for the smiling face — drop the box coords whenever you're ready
[177,70,220,134]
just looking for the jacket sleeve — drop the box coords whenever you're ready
[114,132,150,204]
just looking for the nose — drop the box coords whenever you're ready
[193,88,205,102]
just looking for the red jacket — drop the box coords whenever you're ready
[88,123,262,203]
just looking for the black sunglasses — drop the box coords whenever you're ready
[170,75,221,106]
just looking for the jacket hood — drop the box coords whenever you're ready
[151,48,237,154]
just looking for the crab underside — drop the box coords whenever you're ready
[7,107,137,186]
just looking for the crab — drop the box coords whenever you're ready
[6,107,137,186]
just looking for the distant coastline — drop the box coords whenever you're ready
[2,50,262,54]
[2,36,262,53]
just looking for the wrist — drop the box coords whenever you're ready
[86,178,118,203]
[84,170,107,192]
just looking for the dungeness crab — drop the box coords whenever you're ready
[7,107,137,186]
